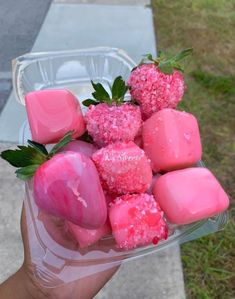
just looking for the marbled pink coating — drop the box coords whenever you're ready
[59,140,97,158]
[143,108,202,172]
[25,89,85,144]
[128,64,185,119]
[34,152,107,229]
[66,220,111,248]
[153,167,229,225]
[109,193,168,250]
[92,141,153,194]
[85,103,142,147]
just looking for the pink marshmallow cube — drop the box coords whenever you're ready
[153,167,229,225]
[25,89,85,144]
[66,220,111,248]
[143,108,202,172]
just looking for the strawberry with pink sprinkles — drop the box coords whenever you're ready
[128,49,193,119]
[92,141,152,194]
[109,193,168,250]
[83,76,142,147]
[86,103,141,147]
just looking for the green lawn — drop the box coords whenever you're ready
[151,1,235,298]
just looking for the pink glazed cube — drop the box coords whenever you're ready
[25,89,86,144]
[66,220,111,248]
[143,108,202,172]
[153,167,229,225]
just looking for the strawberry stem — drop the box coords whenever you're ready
[83,76,129,107]
[139,48,193,74]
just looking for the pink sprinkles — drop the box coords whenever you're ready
[109,193,168,250]
[92,141,153,194]
[128,64,185,119]
[85,103,142,146]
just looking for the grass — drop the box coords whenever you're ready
[151,1,235,298]
[182,209,235,299]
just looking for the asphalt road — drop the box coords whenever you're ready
[0,0,52,111]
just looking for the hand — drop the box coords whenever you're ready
[0,205,119,299]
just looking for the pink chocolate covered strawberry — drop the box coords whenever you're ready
[128,49,193,119]
[92,141,153,194]
[109,193,168,250]
[1,133,107,229]
[83,76,142,147]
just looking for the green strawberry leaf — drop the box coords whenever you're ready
[15,165,39,181]
[158,50,165,59]
[135,48,193,74]
[136,53,155,66]
[82,99,99,107]
[1,146,46,167]
[49,131,73,156]
[27,140,48,155]
[173,48,193,63]
[111,76,128,103]
[159,48,193,74]
[91,81,111,103]
[158,61,174,74]
[144,53,154,62]
[172,62,184,72]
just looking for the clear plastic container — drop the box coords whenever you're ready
[13,47,228,287]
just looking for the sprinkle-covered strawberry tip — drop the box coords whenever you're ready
[128,48,193,119]
[83,76,142,147]
[0,131,73,180]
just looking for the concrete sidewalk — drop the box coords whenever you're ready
[0,1,186,298]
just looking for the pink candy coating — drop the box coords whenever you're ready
[85,103,142,146]
[109,193,168,250]
[153,167,230,225]
[128,64,185,119]
[34,151,107,229]
[143,108,202,172]
[92,141,153,194]
[66,220,111,248]
[25,89,86,144]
